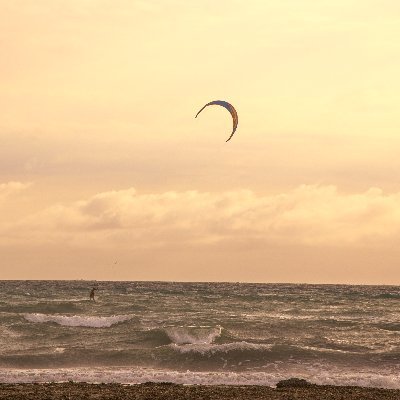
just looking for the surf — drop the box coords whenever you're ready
[23,313,134,328]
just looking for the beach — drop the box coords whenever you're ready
[0,382,399,400]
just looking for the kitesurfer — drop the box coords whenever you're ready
[89,287,97,301]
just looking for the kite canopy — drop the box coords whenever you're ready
[195,100,238,142]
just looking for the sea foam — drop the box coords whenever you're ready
[23,313,133,328]
[0,367,399,389]
[164,326,222,345]
[170,340,274,355]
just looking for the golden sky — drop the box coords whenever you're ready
[1,1,400,283]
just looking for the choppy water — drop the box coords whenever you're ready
[0,280,399,388]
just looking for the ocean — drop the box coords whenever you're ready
[0,280,399,388]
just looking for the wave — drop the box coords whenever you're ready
[164,326,222,345]
[166,341,381,361]
[0,301,82,314]
[170,341,273,355]
[23,313,134,328]
[0,367,398,388]
[376,323,400,332]
[137,326,224,347]
[373,293,400,299]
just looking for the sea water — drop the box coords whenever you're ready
[0,280,399,388]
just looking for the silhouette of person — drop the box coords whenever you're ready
[89,287,97,301]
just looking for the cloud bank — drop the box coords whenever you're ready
[2,183,400,250]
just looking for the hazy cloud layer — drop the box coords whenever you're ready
[0,181,31,202]
[2,183,400,249]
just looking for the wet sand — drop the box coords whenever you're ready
[0,382,398,400]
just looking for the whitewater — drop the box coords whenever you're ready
[0,281,399,388]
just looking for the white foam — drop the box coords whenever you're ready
[23,313,133,328]
[170,341,273,354]
[164,326,222,345]
[53,347,65,354]
[0,367,398,389]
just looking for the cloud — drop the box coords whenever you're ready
[2,184,400,249]
[0,181,32,202]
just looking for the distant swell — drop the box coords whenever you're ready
[24,313,133,328]
[374,293,400,300]
[376,323,400,332]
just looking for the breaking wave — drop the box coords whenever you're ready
[0,367,398,389]
[170,341,273,354]
[23,313,133,328]
[164,326,222,345]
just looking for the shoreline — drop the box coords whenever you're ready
[0,382,399,400]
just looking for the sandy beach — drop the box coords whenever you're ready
[0,382,398,400]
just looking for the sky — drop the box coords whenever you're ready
[1,1,400,283]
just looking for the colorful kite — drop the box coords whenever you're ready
[195,100,238,142]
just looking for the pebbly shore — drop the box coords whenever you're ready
[0,381,398,400]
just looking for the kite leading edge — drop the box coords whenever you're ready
[195,100,238,142]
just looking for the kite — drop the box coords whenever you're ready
[195,100,238,142]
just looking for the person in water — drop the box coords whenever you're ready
[89,287,97,301]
